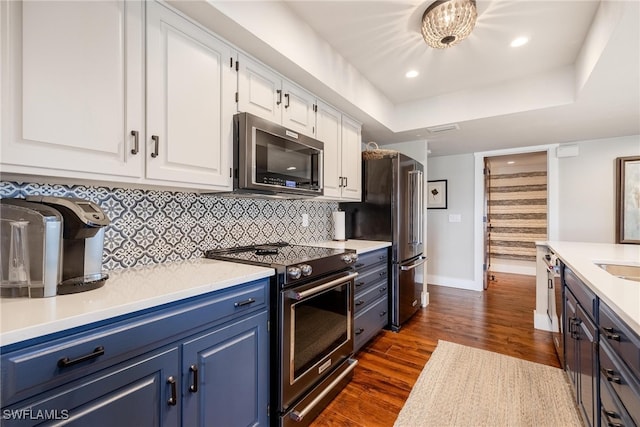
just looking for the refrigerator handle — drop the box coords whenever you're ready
[400,256,427,271]
[408,170,423,245]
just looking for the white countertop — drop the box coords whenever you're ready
[546,241,640,335]
[0,259,274,347]
[303,239,392,253]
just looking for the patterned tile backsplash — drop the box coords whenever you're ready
[0,181,338,270]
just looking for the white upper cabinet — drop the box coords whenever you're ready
[281,80,316,137]
[339,115,363,201]
[1,1,234,191]
[316,102,362,201]
[237,55,316,138]
[1,0,144,178]
[146,2,234,189]
[316,101,343,199]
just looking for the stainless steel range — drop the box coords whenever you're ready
[204,242,359,427]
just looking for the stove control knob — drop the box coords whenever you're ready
[299,264,313,276]
[287,266,302,280]
[341,253,358,264]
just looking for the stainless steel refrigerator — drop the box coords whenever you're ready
[340,153,425,331]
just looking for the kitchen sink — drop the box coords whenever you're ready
[595,262,640,282]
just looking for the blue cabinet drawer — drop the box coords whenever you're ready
[564,267,596,317]
[600,376,635,427]
[354,281,388,314]
[353,248,388,272]
[1,279,269,406]
[600,339,640,426]
[354,264,388,294]
[354,296,388,352]
[599,301,640,380]
[2,347,180,427]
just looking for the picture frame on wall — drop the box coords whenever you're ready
[427,180,447,209]
[616,156,640,244]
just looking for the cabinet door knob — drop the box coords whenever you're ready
[130,130,139,155]
[167,376,178,406]
[189,364,199,393]
[151,135,159,158]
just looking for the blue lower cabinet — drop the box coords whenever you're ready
[1,279,270,427]
[182,310,269,427]
[2,347,181,427]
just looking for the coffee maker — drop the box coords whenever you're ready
[26,196,110,294]
[0,199,63,297]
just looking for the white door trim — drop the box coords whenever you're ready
[472,144,560,291]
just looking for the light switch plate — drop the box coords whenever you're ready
[448,214,462,223]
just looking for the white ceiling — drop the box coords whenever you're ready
[171,0,640,157]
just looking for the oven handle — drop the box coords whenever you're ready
[287,272,358,301]
[289,358,358,422]
[400,256,427,271]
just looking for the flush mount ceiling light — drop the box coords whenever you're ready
[421,0,478,49]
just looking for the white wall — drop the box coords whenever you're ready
[426,153,477,290]
[558,135,640,242]
[426,134,639,290]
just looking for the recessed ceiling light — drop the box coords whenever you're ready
[507,161,516,165]
[405,70,419,78]
[510,36,529,48]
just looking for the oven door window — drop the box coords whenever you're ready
[254,129,320,190]
[291,283,350,381]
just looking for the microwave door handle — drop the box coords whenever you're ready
[287,272,358,300]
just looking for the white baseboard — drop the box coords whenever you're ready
[490,264,536,276]
[421,290,429,307]
[534,310,554,331]
[427,275,482,291]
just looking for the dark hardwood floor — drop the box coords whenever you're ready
[310,272,561,427]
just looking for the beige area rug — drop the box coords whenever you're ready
[394,341,582,427]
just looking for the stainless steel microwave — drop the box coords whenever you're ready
[232,112,323,198]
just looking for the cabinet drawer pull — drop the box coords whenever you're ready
[379,271,387,277]
[189,365,199,393]
[355,328,364,335]
[130,130,139,155]
[603,327,621,341]
[57,346,105,368]
[354,263,365,269]
[355,299,365,306]
[379,286,387,293]
[379,310,387,317]
[355,281,365,287]
[167,376,177,406]
[604,410,620,419]
[234,297,256,307]
[601,367,622,384]
[151,135,159,158]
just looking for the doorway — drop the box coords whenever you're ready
[484,151,548,281]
